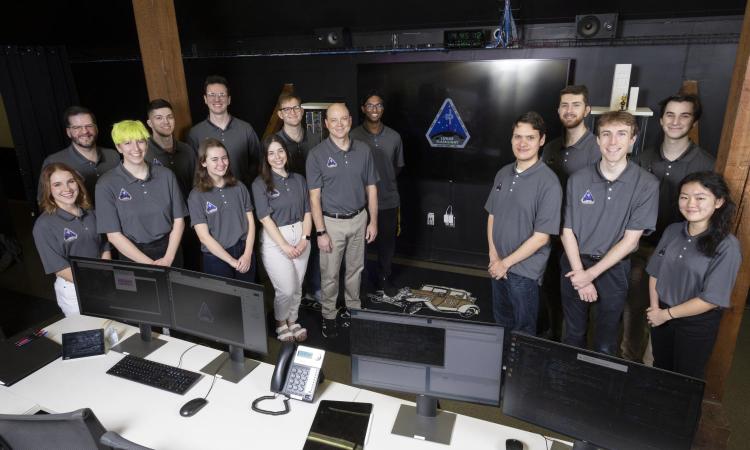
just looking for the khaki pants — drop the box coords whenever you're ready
[320,210,367,320]
[261,221,310,322]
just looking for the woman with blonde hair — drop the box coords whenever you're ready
[33,162,111,316]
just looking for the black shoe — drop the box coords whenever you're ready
[338,307,351,328]
[379,276,399,297]
[321,319,338,338]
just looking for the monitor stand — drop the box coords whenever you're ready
[201,344,260,383]
[110,323,167,358]
[391,395,456,445]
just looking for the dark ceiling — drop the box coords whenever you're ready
[1,0,746,53]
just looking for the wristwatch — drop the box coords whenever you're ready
[316,230,327,237]
[303,234,311,241]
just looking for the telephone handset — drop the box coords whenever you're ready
[252,342,326,415]
[271,342,325,402]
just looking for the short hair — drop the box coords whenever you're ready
[277,93,302,109]
[38,162,91,214]
[512,111,546,138]
[63,106,96,127]
[194,138,237,192]
[360,90,384,107]
[111,120,150,145]
[559,85,589,106]
[204,75,230,95]
[597,111,639,136]
[658,94,702,122]
[147,98,173,117]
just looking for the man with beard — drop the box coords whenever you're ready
[145,99,196,199]
[621,93,715,362]
[539,85,601,340]
[350,92,404,297]
[39,106,119,202]
[188,75,261,187]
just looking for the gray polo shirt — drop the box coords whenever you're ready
[484,160,562,282]
[95,163,188,244]
[541,129,601,185]
[187,116,261,187]
[350,124,405,210]
[637,142,715,243]
[251,173,310,227]
[32,208,109,274]
[564,161,659,256]
[646,222,741,308]
[146,138,196,199]
[188,182,253,252]
[39,145,120,202]
[306,138,379,214]
[276,128,317,177]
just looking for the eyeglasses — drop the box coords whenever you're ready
[67,124,96,132]
[364,103,384,111]
[280,106,302,114]
[206,92,227,99]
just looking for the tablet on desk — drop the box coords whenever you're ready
[304,401,373,450]
[62,329,106,360]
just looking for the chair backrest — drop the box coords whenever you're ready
[0,408,106,450]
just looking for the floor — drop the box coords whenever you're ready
[2,199,749,449]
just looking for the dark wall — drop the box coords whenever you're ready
[69,41,737,267]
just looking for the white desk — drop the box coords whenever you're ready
[2,316,551,450]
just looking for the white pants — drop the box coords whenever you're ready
[261,222,310,322]
[54,277,80,317]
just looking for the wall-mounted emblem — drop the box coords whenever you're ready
[425,99,470,148]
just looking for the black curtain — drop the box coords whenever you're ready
[0,45,78,204]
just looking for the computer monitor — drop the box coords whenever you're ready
[502,332,705,450]
[70,256,171,357]
[349,308,503,445]
[168,268,268,383]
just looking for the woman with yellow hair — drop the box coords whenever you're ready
[95,120,187,265]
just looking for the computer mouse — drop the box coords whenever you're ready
[180,397,208,417]
[506,438,524,450]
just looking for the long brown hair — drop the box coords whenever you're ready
[38,162,91,214]
[260,134,290,193]
[194,138,237,192]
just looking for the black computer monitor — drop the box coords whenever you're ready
[70,256,171,357]
[168,268,268,383]
[349,308,504,445]
[502,332,705,450]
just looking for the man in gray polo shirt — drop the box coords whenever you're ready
[539,85,601,341]
[350,91,405,297]
[39,106,119,202]
[622,93,715,362]
[561,111,658,356]
[187,75,261,187]
[485,112,562,336]
[146,99,196,199]
[307,103,379,338]
[276,93,317,176]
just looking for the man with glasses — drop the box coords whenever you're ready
[276,93,316,176]
[187,75,261,187]
[350,92,404,297]
[306,103,379,338]
[38,106,119,202]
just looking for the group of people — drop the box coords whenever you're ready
[33,75,403,345]
[487,85,741,379]
[31,74,740,380]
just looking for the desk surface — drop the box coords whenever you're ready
[2,315,552,450]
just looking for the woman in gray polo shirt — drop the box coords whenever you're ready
[252,135,312,342]
[33,162,110,316]
[188,138,256,282]
[646,171,741,378]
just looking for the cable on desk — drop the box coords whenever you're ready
[202,352,232,400]
[177,344,199,368]
[251,393,291,416]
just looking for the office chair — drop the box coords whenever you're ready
[0,408,152,450]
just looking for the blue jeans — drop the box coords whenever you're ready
[202,240,256,282]
[560,254,630,355]
[491,272,539,335]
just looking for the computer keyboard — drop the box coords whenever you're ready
[106,354,202,395]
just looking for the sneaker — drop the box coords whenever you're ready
[379,276,399,297]
[321,319,338,338]
[338,307,351,328]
